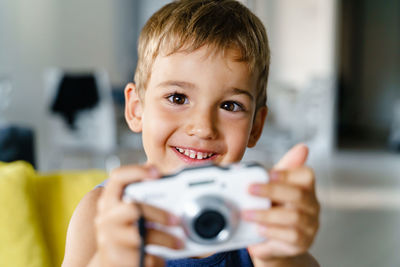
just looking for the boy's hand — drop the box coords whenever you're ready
[243,144,320,265]
[95,164,182,267]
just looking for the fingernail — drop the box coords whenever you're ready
[148,166,160,178]
[269,170,280,181]
[242,210,255,220]
[175,239,185,249]
[249,184,261,194]
[258,225,268,235]
[169,214,180,225]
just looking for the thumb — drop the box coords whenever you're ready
[273,143,309,170]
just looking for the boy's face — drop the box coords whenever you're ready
[125,46,267,174]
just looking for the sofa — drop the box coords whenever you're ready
[0,161,107,267]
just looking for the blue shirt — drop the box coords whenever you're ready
[166,249,253,267]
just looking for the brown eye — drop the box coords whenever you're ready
[221,101,243,112]
[167,93,188,105]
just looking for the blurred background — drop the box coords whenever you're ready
[0,0,399,266]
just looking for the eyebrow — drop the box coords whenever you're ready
[156,80,196,90]
[157,80,254,100]
[230,88,254,101]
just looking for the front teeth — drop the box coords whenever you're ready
[176,147,214,159]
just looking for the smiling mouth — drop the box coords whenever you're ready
[174,147,216,160]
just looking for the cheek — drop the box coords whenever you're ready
[142,106,176,146]
[224,119,252,158]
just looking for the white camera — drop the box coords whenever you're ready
[123,162,270,259]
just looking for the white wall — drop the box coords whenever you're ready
[250,0,338,161]
[0,0,138,169]
[1,0,56,169]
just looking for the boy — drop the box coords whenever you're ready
[62,0,320,266]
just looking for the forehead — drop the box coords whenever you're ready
[149,46,257,93]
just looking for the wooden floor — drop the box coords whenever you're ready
[311,150,400,267]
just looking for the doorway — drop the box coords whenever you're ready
[337,0,400,150]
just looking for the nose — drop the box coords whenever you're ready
[184,107,218,140]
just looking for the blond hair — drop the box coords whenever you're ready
[134,0,270,109]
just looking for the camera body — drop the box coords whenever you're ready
[123,162,270,259]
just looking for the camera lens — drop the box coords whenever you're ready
[183,195,239,244]
[193,210,226,239]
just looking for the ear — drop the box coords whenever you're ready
[124,83,143,133]
[247,106,268,148]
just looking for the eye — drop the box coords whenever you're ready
[167,93,188,105]
[220,101,244,112]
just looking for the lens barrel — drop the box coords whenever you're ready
[183,195,239,244]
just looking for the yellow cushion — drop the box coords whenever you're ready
[0,161,51,267]
[32,169,107,267]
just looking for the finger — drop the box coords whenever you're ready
[145,228,183,250]
[109,249,166,267]
[144,254,165,267]
[248,239,307,259]
[100,246,165,267]
[103,165,160,205]
[97,200,180,228]
[249,183,318,214]
[270,166,315,190]
[274,143,309,170]
[101,224,139,247]
[242,207,317,231]
[106,226,184,251]
[96,202,141,228]
[140,203,181,226]
[257,225,313,248]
